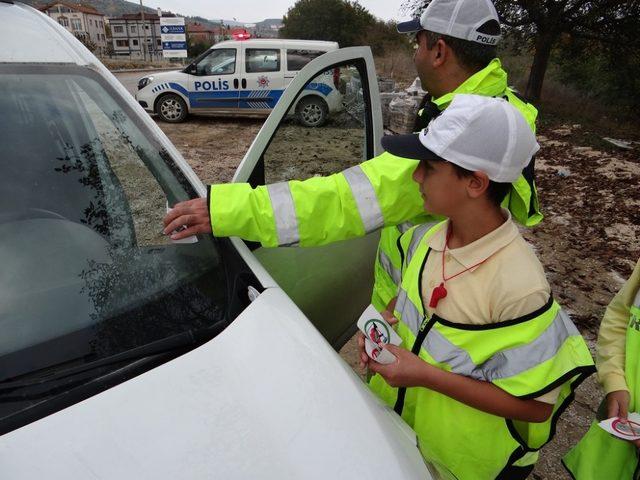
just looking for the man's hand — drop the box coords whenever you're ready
[368,344,430,388]
[163,198,211,240]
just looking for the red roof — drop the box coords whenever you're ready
[188,22,212,33]
[38,2,104,16]
[110,12,176,21]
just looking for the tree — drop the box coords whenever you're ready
[402,0,640,102]
[360,19,412,56]
[187,39,208,59]
[74,33,97,53]
[280,0,376,47]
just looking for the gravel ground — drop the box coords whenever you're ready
[155,114,640,479]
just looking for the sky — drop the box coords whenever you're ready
[144,1,411,24]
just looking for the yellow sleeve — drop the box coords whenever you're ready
[596,259,640,394]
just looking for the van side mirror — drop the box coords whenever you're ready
[185,64,197,75]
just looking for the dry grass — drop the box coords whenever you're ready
[501,50,640,136]
[374,51,417,89]
[101,58,180,71]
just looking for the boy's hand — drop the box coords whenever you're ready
[382,297,399,326]
[357,332,369,372]
[606,390,640,448]
[606,390,630,419]
[359,300,399,372]
[368,344,429,388]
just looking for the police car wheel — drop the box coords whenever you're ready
[296,97,328,128]
[156,94,187,123]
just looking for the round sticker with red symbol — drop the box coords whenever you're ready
[612,418,640,437]
[257,75,270,88]
[364,319,390,345]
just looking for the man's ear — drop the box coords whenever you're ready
[433,39,448,67]
[466,171,490,199]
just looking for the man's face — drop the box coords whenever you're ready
[412,159,468,217]
[413,30,436,92]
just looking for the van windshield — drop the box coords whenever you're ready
[0,65,228,421]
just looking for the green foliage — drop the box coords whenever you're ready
[401,0,640,108]
[360,20,413,56]
[281,0,410,55]
[555,36,640,119]
[280,0,375,47]
[187,40,209,59]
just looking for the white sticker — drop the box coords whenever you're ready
[599,412,640,440]
[356,305,401,364]
[166,205,198,244]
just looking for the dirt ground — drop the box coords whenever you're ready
[156,114,640,479]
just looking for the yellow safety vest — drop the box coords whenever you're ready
[369,221,595,479]
[563,286,640,479]
[207,58,542,312]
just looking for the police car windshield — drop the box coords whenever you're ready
[0,65,228,401]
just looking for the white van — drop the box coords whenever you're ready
[136,39,342,126]
[1,3,433,479]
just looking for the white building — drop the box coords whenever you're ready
[39,2,107,55]
[109,13,175,60]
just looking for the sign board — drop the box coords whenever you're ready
[160,17,187,58]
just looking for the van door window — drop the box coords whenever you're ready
[245,49,281,73]
[286,50,325,71]
[196,49,236,76]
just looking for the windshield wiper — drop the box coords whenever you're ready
[0,323,225,397]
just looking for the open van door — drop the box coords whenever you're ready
[231,47,384,347]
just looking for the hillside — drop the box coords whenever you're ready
[21,0,259,27]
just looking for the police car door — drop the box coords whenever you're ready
[232,47,383,348]
[239,44,286,113]
[186,47,241,112]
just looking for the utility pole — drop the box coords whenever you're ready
[139,0,148,61]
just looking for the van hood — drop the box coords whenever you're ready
[0,288,429,479]
[140,70,187,82]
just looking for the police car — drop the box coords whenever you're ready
[0,3,431,479]
[136,38,343,126]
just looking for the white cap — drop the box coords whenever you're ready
[397,0,501,46]
[381,94,540,183]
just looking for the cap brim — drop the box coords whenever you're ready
[396,18,422,34]
[382,134,442,161]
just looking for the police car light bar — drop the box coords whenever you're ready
[232,29,251,40]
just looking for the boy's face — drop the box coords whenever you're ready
[412,159,470,217]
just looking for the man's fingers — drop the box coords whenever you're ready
[163,208,181,228]
[163,215,192,235]
[169,225,207,240]
[163,200,195,227]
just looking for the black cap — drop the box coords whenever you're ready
[396,18,423,34]
[381,134,443,161]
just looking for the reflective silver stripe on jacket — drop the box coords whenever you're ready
[378,249,401,286]
[422,308,579,382]
[397,221,415,234]
[634,289,640,309]
[405,222,438,266]
[396,288,422,334]
[267,182,299,246]
[342,165,384,233]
